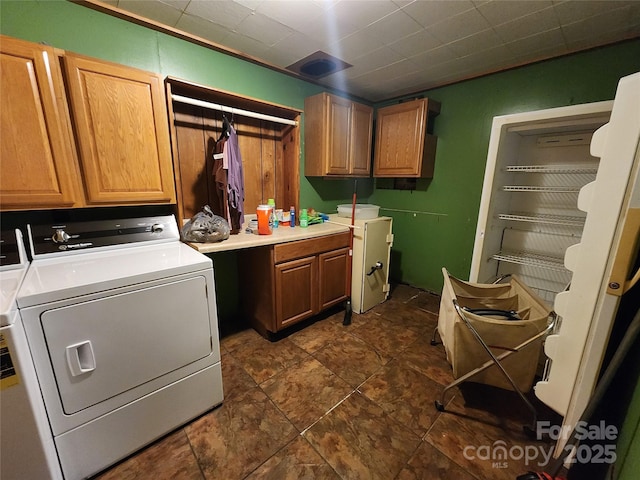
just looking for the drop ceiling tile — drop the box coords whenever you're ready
[332,0,400,29]
[353,45,406,70]
[428,8,493,43]
[233,0,263,10]
[566,25,640,52]
[373,58,421,80]
[273,32,320,63]
[117,0,183,26]
[553,0,634,25]
[254,0,325,32]
[235,12,293,46]
[322,60,369,81]
[409,44,459,69]
[302,12,360,45]
[511,43,569,65]
[223,29,270,58]
[328,30,386,63]
[259,45,302,67]
[561,6,635,44]
[174,13,231,44]
[391,0,415,7]
[360,9,423,45]
[493,6,560,43]
[387,28,443,58]
[184,0,253,30]
[159,0,190,10]
[505,27,566,56]
[476,0,553,27]
[456,43,517,70]
[402,0,475,28]
[446,28,504,57]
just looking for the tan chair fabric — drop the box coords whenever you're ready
[438,268,552,392]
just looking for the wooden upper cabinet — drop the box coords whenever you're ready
[373,98,441,178]
[64,53,176,205]
[304,92,373,177]
[0,36,81,210]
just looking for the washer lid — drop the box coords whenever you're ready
[17,242,212,308]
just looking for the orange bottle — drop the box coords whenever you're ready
[256,205,272,235]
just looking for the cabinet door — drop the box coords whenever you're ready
[318,247,349,310]
[373,99,427,177]
[349,102,373,176]
[64,54,175,205]
[326,95,352,175]
[0,36,81,210]
[274,256,318,329]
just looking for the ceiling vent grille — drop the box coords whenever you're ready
[287,51,351,79]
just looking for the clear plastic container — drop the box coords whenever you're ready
[337,204,380,219]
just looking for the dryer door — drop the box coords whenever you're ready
[40,275,213,415]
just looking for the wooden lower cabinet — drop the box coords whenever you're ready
[275,256,318,329]
[240,232,350,337]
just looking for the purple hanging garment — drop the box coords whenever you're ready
[226,125,245,233]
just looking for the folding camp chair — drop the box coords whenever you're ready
[431,268,557,433]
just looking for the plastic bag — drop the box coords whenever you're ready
[181,205,230,243]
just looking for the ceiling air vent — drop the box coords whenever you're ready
[287,51,351,79]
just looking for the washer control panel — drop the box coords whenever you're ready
[28,215,180,257]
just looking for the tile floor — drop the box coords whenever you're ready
[94,284,562,480]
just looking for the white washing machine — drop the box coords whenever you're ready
[1,229,62,479]
[18,215,224,479]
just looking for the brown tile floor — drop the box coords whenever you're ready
[94,284,562,480]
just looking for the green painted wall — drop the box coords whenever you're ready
[3,1,639,294]
[370,42,640,292]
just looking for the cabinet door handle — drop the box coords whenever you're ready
[66,340,96,376]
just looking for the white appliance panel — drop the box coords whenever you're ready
[1,229,62,480]
[41,275,213,414]
[56,363,223,480]
[1,320,63,480]
[17,242,211,308]
[21,269,221,436]
[361,219,393,312]
[330,215,393,313]
[535,72,640,428]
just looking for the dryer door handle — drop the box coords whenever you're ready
[66,340,96,376]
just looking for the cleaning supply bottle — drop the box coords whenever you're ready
[290,206,295,227]
[267,198,278,228]
[300,208,308,228]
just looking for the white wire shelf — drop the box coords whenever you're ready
[504,164,598,174]
[498,212,586,227]
[502,185,582,193]
[491,251,567,272]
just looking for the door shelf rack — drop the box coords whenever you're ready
[470,101,613,304]
[497,213,586,227]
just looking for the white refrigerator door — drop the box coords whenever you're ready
[535,72,640,434]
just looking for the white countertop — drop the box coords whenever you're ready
[187,215,351,254]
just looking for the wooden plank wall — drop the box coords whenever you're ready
[172,103,291,222]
